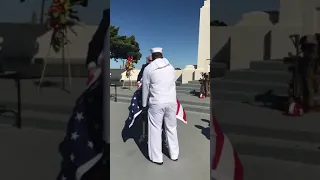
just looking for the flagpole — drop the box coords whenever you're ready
[103,18,110,145]
[39,0,45,24]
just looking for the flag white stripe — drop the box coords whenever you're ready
[76,153,103,180]
[176,103,187,123]
[128,110,142,128]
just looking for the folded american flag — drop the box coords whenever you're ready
[57,69,105,180]
[128,87,187,128]
[211,109,243,180]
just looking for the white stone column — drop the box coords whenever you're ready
[182,65,195,84]
[195,0,210,80]
[279,0,302,26]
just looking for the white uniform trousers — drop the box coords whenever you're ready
[148,102,179,163]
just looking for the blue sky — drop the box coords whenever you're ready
[211,0,279,25]
[111,0,205,69]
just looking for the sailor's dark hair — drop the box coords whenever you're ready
[152,52,163,60]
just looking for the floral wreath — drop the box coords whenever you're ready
[125,56,135,78]
[47,0,87,52]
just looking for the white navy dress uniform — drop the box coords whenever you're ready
[142,47,179,164]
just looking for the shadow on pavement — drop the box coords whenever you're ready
[190,90,201,97]
[33,80,62,88]
[121,114,150,160]
[121,114,171,162]
[33,80,72,93]
[194,119,210,140]
[249,90,288,112]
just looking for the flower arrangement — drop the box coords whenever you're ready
[125,56,135,78]
[46,0,87,52]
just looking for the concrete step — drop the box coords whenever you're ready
[120,81,182,86]
[177,85,200,92]
[179,83,200,89]
[113,92,209,105]
[211,62,227,69]
[211,90,253,102]
[211,79,288,94]
[228,133,320,166]
[220,122,320,145]
[187,80,201,84]
[249,60,290,71]
[115,96,210,115]
[211,62,227,78]
[176,89,194,95]
[238,154,320,180]
[212,101,320,170]
[225,70,291,83]
[213,101,320,142]
[211,89,320,103]
[115,85,319,104]
[178,81,201,93]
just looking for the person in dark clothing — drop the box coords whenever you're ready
[137,64,148,82]
[299,35,320,111]
[137,56,152,87]
[86,9,110,83]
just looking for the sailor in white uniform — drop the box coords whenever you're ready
[141,47,179,165]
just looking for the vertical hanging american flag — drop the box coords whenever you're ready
[211,109,243,180]
[128,87,187,128]
[57,70,105,180]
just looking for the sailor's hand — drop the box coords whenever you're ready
[87,62,97,83]
[137,81,142,88]
[87,68,96,85]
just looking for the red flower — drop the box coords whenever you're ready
[127,56,133,61]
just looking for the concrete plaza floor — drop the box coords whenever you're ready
[110,102,210,180]
[213,101,320,180]
[2,76,320,179]
[0,126,64,180]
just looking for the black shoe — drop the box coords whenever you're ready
[172,158,178,161]
[152,161,163,165]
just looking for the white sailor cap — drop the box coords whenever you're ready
[150,47,163,53]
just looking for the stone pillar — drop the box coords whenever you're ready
[182,65,195,84]
[279,0,302,26]
[301,3,316,35]
[196,0,210,79]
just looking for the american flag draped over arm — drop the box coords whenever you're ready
[57,72,106,180]
[128,87,187,128]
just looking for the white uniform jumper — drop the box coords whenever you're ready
[142,57,179,163]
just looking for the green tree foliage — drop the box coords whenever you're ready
[110,25,142,65]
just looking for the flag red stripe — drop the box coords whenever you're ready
[212,113,224,169]
[233,150,244,180]
[176,99,181,115]
[183,107,187,121]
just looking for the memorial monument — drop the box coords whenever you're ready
[179,0,211,83]
[211,0,320,71]
[195,0,210,79]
